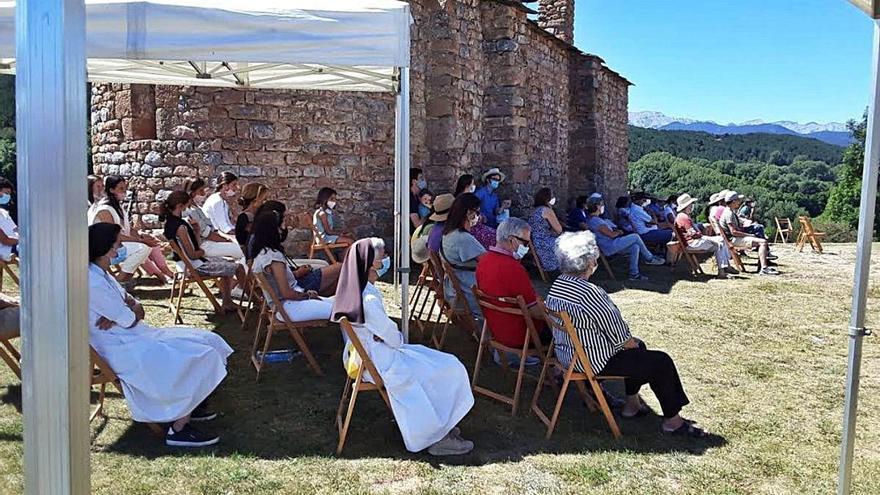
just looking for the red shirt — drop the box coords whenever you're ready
[675,212,702,242]
[475,248,540,348]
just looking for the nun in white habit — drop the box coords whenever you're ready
[88,223,233,448]
[332,238,475,456]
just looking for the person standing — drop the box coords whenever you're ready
[474,168,505,228]
[409,168,428,232]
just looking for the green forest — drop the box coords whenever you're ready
[629,121,879,241]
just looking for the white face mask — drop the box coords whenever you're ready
[466,184,476,194]
[468,215,480,228]
[643,199,652,206]
[327,200,337,209]
[225,189,237,198]
[514,243,529,260]
[193,194,207,206]
[598,205,605,215]
[549,197,557,206]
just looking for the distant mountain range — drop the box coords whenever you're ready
[629,111,853,147]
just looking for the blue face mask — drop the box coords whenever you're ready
[489,179,500,190]
[376,256,391,278]
[0,194,10,206]
[418,204,431,218]
[110,245,128,265]
[416,179,428,190]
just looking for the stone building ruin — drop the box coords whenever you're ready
[90,0,630,252]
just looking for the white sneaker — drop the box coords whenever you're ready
[231,287,245,299]
[427,433,474,456]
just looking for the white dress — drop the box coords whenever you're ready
[0,208,18,261]
[345,283,474,452]
[87,203,151,275]
[202,192,235,234]
[251,248,334,322]
[88,264,233,423]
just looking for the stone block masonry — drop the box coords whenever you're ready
[90,0,630,255]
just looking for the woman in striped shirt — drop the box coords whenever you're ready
[545,230,707,438]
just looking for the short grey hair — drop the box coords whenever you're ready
[496,217,530,243]
[369,237,386,252]
[555,231,601,275]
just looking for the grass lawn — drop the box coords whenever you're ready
[0,243,879,494]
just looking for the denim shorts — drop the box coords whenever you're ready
[298,268,323,292]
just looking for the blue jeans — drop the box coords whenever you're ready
[606,234,654,277]
[744,224,766,239]
[640,228,673,246]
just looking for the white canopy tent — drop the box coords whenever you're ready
[1,1,412,492]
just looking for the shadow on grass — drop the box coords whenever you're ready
[94,312,727,465]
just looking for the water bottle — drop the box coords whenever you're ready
[256,349,301,364]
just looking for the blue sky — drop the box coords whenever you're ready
[574,0,874,124]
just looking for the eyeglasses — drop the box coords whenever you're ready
[512,235,529,245]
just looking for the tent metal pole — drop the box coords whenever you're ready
[395,67,411,341]
[17,0,91,493]
[837,18,880,495]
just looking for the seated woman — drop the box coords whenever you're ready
[234,182,269,249]
[614,196,636,234]
[332,238,475,456]
[567,195,589,232]
[545,231,708,438]
[89,175,175,285]
[453,174,496,249]
[313,187,355,247]
[441,193,486,317]
[202,172,239,237]
[161,192,244,314]
[629,192,673,246]
[88,223,233,447]
[250,211,342,322]
[183,178,244,260]
[674,193,734,279]
[585,196,665,282]
[527,187,564,272]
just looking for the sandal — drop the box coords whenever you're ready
[621,404,650,418]
[662,419,708,438]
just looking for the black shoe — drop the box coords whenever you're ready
[165,424,220,448]
[723,266,740,275]
[190,405,218,423]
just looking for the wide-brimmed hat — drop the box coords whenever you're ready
[481,168,507,182]
[676,193,697,212]
[708,191,724,205]
[429,193,455,222]
[724,190,744,203]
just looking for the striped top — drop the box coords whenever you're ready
[545,275,632,375]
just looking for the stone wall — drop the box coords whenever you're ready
[89,0,630,254]
[538,0,575,44]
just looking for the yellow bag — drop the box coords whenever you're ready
[343,341,362,379]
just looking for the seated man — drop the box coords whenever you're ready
[737,198,766,239]
[475,218,549,367]
[545,231,708,438]
[674,193,735,279]
[585,197,665,281]
[629,192,673,246]
[719,192,778,276]
[88,223,233,448]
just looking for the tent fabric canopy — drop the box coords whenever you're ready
[0,0,411,91]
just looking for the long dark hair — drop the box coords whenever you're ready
[454,174,475,197]
[315,187,336,209]
[575,195,589,210]
[101,175,126,217]
[443,193,480,235]
[615,196,631,209]
[159,191,191,223]
[87,175,101,204]
[215,171,238,192]
[250,211,285,259]
[533,187,552,208]
[184,178,206,198]
[89,223,121,262]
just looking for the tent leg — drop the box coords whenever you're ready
[395,67,412,342]
[17,0,91,494]
[837,18,880,495]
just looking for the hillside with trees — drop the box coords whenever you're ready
[629,125,845,164]
[627,122,879,240]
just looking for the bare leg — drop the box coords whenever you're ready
[318,263,343,296]
[171,415,190,432]
[219,277,237,312]
[758,242,769,269]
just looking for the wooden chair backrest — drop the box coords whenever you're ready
[427,250,446,282]
[439,256,469,298]
[253,272,302,327]
[310,223,328,246]
[671,223,692,252]
[799,216,815,234]
[338,317,386,390]
[543,307,600,380]
[776,217,792,231]
[90,346,119,386]
[472,285,544,353]
[167,238,202,277]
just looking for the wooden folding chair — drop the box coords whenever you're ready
[0,323,20,380]
[774,217,794,244]
[598,252,617,281]
[797,216,826,254]
[527,240,549,283]
[435,257,482,349]
[471,286,548,416]
[418,252,459,349]
[709,218,746,273]
[251,273,325,379]
[407,262,436,337]
[335,317,393,455]
[531,309,625,439]
[307,225,349,264]
[168,239,243,324]
[240,258,262,330]
[89,347,164,437]
[669,224,705,277]
[0,255,19,292]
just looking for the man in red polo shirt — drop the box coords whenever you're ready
[475,218,549,367]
